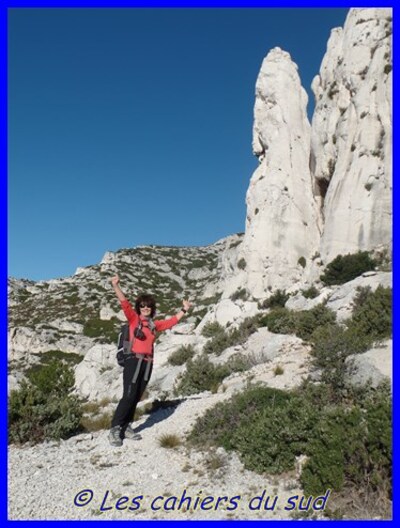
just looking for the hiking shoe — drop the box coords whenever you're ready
[108,426,123,447]
[123,424,142,441]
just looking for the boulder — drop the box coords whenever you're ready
[346,339,392,388]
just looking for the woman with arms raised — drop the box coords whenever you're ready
[108,274,191,447]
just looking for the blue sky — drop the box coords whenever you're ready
[8,7,349,281]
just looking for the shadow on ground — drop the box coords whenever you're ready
[134,398,187,432]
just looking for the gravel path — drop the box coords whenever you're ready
[9,392,309,520]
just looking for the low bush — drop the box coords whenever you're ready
[301,286,319,299]
[301,383,392,498]
[310,324,370,398]
[237,258,247,270]
[203,317,259,356]
[259,307,296,334]
[9,359,83,444]
[83,317,120,343]
[259,304,336,341]
[320,251,376,286]
[298,256,307,268]
[201,321,225,338]
[351,285,372,312]
[173,355,230,396]
[203,330,231,356]
[189,382,391,506]
[228,353,253,373]
[260,289,289,309]
[348,285,392,341]
[189,384,319,474]
[174,351,253,397]
[168,344,195,366]
[230,288,248,301]
[294,304,337,341]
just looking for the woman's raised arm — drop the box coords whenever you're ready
[110,275,127,303]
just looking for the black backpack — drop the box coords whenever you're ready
[116,319,157,366]
[116,323,132,367]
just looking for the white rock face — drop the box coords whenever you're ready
[325,271,391,322]
[241,47,322,298]
[285,271,392,323]
[194,299,259,334]
[311,8,392,264]
[74,344,121,401]
[99,304,124,321]
[346,339,392,388]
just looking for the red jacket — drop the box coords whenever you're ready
[120,299,178,357]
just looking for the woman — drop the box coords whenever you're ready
[108,274,191,447]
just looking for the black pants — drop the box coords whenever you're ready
[111,356,153,434]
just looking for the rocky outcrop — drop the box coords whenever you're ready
[285,270,392,322]
[311,8,392,264]
[228,8,392,304]
[346,339,392,388]
[240,48,322,298]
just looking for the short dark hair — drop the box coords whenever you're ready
[135,294,156,318]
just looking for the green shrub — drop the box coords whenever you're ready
[83,317,119,343]
[259,307,296,334]
[311,324,371,397]
[189,381,391,505]
[228,317,259,347]
[351,285,372,312]
[201,321,225,338]
[189,385,319,474]
[301,407,356,494]
[384,63,392,75]
[228,353,253,373]
[348,285,392,341]
[301,383,391,497]
[302,286,319,299]
[39,350,84,365]
[173,355,230,396]
[274,365,284,376]
[203,329,231,356]
[294,304,336,341]
[320,251,376,286]
[230,288,248,301]
[260,289,289,309]
[298,256,307,268]
[353,383,392,493]
[203,317,259,356]
[259,304,335,341]
[25,358,75,395]
[168,344,195,366]
[174,350,254,397]
[9,360,83,444]
[237,258,247,270]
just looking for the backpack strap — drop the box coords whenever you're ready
[122,323,135,354]
[147,317,156,334]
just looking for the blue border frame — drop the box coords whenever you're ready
[3,1,396,525]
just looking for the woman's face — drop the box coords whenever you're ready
[139,302,152,317]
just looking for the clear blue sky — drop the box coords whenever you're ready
[8,7,349,281]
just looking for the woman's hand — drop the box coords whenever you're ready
[182,299,192,312]
[110,275,120,287]
[110,274,127,302]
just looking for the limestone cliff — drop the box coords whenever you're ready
[240,8,392,299]
[311,7,392,263]
[239,48,322,298]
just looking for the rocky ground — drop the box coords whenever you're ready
[8,270,391,520]
[9,386,316,521]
